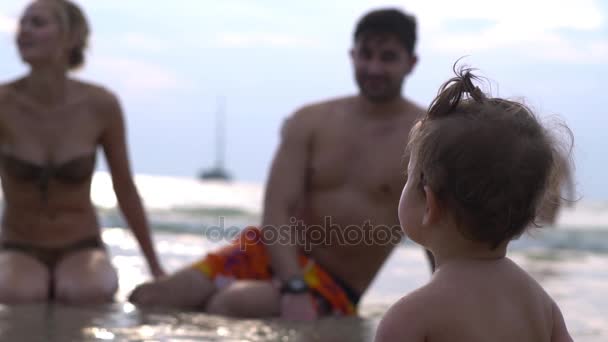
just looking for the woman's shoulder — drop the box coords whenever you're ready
[71,79,121,114]
[72,79,117,102]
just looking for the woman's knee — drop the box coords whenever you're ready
[0,252,49,303]
[54,250,118,304]
[55,268,118,304]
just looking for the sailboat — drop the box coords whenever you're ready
[199,97,232,182]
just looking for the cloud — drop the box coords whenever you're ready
[402,0,607,63]
[120,32,169,53]
[426,29,608,65]
[0,12,16,34]
[426,25,608,63]
[531,38,608,64]
[87,56,187,94]
[407,0,603,31]
[2,0,606,64]
[215,32,320,49]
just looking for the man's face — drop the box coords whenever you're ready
[351,34,417,103]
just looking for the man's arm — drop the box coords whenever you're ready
[262,110,311,279]
[262,109,317,320]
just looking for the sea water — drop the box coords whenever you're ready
[0,172,606,341]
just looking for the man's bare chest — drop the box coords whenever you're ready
[309,124,410,197]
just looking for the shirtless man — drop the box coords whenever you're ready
[129,8,425,320]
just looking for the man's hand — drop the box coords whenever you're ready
[280,293,318,321]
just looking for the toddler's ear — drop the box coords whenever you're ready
[422,186,441,226]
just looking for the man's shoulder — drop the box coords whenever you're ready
[0,86,13,114]
[285,96,353,133]
[0,78,23,103]
[0,83,10,103]
[401,98,426,120]
[293,96,352,117]
[408,99,426,116]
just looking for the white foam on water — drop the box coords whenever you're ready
[93,172,608,228]
[557,200,608,229]
[0,172,604,230]
[90,172,264,214]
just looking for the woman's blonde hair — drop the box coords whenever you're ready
[45,0,90,69]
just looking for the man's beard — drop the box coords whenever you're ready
[356,75,402,103]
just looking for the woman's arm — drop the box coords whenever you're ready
[98,91,164,278]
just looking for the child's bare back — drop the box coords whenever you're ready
[377,258,569,341]
[374,65,573,342]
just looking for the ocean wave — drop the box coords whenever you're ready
[90,172,264,214]
[511,227,608,253]
[0,172,607,252]
[101,210,608,253]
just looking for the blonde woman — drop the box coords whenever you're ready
[0,0,163,304]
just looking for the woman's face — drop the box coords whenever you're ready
[16,1,69,68]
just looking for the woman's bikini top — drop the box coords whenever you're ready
[0,152,96,201]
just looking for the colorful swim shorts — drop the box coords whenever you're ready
[191,226,359,316]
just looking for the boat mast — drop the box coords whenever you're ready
[215,96,226,171]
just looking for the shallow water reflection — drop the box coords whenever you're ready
[0,234,606,341]
[0,304,374,342]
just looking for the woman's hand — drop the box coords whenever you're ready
[150,264,166,279]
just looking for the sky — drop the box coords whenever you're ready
[0,0,606,199]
